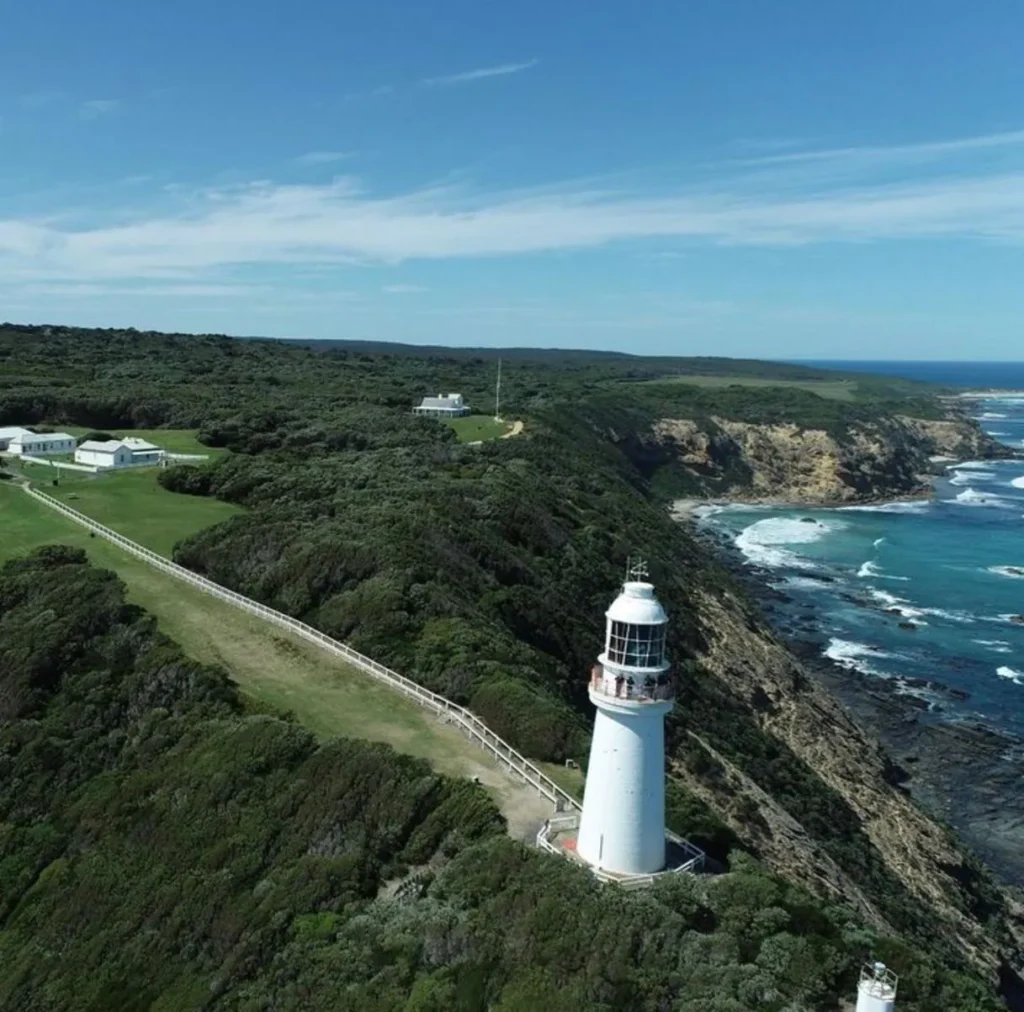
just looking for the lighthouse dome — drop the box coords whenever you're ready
[606,582,668,625]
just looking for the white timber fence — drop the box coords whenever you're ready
[23,485,580,815]
[20,455,100,474]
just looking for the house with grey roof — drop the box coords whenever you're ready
[412,393,470,418]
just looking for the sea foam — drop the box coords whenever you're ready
[988,565,1024,579]
[734,517,841,570]
[997,666,1024,685]
[952,488,1014,508]
[1011,476,1024,490]
[973,639,1012,654]
[838,501,930,514]
[825,638,895,677]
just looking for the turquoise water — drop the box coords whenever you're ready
[702,390,1024,737]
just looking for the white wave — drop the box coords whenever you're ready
[946,460,993,470]
[1011,476,1024,490]
[973,639,1013,654]
[919,607,975,624]
[734,517,843,570]
[857,560,909,581]
[997,666,1024,685]
[988,431,1010,437]
[950,469,995,486]
[872,537,886,548]
[838,501,930,514]
[984,614,1024,626]
[980,412,1008,420]
[951,487,1015,508]
[771,575,835,591]
[988,565,1024,579]
[825,638,895,677]
[868,589,927,622]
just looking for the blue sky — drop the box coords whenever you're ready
[3,0,1024,358]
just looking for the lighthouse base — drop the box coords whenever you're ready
[536,814,703,887]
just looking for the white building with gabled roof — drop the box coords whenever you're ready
[0,426,33,451]
[7,431,76,456]
[75,437,165,469]
[413,393,470,418]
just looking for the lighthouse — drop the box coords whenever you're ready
[576,561,675,876]
[856,963,898,1012]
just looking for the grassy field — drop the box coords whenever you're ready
[57,426,228,458]
[443,414,512,442]
[0,482,552,837]
[646,375,858,401]
[12,466,241,557]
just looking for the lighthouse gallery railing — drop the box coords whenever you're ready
[22,486,580,815]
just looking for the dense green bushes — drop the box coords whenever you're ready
[0,323,1011,1007]
[0,551,1000,1009]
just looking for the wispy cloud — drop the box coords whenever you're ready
[80,99,120,121]
[382,284,429,294]
[420,59,539,88]
[292,151,353,167]
[739,128,1024,167]
[4,128,1024,284]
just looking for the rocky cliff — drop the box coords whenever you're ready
[647,413,1011,503]
[686,588,1024,972]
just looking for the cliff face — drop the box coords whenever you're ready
[648,413,1011,503]
[678,586,1024,984]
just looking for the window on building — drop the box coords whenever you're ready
[606,621,665,667]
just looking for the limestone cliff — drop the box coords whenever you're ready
[678,585,1024,984]
[646,413,1012,503]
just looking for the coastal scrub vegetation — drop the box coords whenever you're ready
[0,322,1016,1005]
[0,549,1003,1010]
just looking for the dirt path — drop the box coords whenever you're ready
[501,420,524,438]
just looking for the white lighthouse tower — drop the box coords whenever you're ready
[856,963,898,1012]
[576,560,675,876]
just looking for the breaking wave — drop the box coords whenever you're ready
[839,501,930,514]
[825,638,896,677]
[734,517,842,570]
[950,470,995,486]
[1011,476,1024,490]
[997,666,1024,685]
[974,639,1012,654]
[951,488,1015,508]
[988,565,1024,579]
[857,561,908,581]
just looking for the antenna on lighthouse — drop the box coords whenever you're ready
[626,554,649,583]
[494,358,502,422]
[856,961,897,1012]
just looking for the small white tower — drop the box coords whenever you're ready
[856,962,898,1012]
[576,560,675,876]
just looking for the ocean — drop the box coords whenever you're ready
[700,363,1024,739]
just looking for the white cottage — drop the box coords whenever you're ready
[412,393,470,418]
[0,426,33,451]
[7,431,76,456]
[75,437,164,469]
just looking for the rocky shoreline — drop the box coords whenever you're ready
[692,514,1024,890]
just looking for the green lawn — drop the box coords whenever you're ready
[644,375,858,401]
[15,467,241,557]
[58,426,227,458]
[0,482,551,837]
[443,414,512,442]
